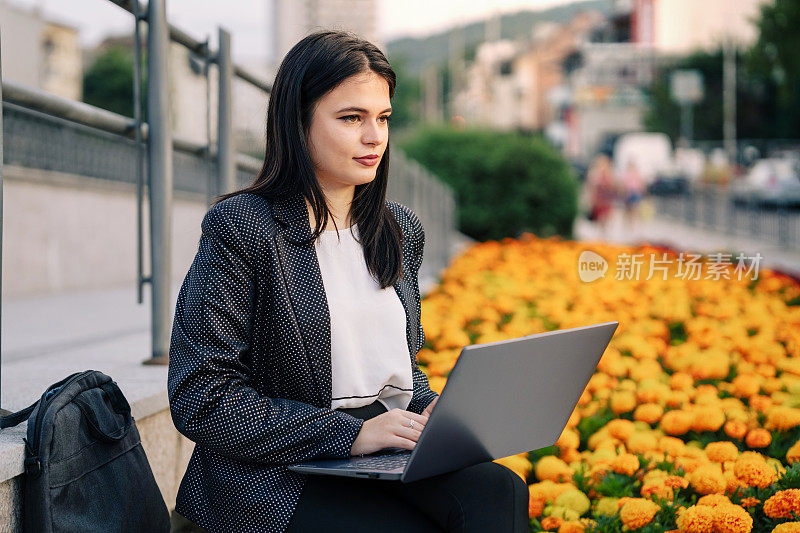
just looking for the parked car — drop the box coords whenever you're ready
[613,132,673,186]
[730,157,800,208]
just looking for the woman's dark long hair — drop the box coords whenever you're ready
[214,30,404,289]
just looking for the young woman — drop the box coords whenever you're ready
[167,30,529,533]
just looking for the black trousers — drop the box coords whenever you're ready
[284,401,530,533]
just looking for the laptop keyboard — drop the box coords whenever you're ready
[341,450,411,471]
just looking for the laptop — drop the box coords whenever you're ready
[288,321,618,483]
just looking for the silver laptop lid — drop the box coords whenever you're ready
[402,321,618,482]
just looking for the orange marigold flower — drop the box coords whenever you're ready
[619,498,660,530]
[670,372,694,390]
[529,497,545,518]
[765,406,800,432]
[540,516,563,530]
[772,522,800,533]
[676,505,715,533]
[661,410,694,436]
[788,439,800,464]
[664,475,689,489]
[764,489,800,519]
[731,374,762,398]
[705,441,739,463]
[713,503,753,533]
[627,432,659,454]
[634,403,664,425]
[692,406,726,433]
[610,391,637,414]
[748,394,773,412]
[739,497,761,508]
[606,419,636,440]
[557,521,585,533]
[641,481,673,501]
[697,494,731,507]
[535,456,573,483]
[611,453,640,477]
[689,464,727,495]
[734,452,778,488]
[745,428,772,448]
[724,420,748,440]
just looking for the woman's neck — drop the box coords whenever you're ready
[305,188,354,231]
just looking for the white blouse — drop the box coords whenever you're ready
[314,223,413,411]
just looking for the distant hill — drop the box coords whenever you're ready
[385,0,613,75]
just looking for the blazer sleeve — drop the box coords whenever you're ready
[167,205,364,465]
[404,208,440,415]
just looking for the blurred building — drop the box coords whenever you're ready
[451,11,604,132]
[0,1,82,101]
[631,0,766,53]
[271,0,380,66]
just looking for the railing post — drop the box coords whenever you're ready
[217,27,235,195]
[0,29,7,415]
[143,0,174,365]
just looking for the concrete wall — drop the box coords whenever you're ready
[2,165,209,299]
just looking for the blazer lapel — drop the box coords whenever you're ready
[272,192,418,409]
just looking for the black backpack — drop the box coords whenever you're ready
[0,370,171,532]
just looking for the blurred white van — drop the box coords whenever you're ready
[613,133,673,185]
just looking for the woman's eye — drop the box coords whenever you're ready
[341,115,359,123]
[379,115,392,123]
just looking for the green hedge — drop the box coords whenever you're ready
[398,127,579,242]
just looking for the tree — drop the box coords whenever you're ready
[83,45,146,119]
[747,0,800,139]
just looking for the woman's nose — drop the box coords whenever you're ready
[362,121,383,146]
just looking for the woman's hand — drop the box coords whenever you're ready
[350,408,430,456]
[422,397,438,418]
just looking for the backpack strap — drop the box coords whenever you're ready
[0,399,40,430]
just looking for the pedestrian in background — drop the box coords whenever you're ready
[586,153,618,238]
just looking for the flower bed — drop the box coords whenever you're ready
[418,235,800,532]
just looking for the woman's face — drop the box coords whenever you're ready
[306,70,391,195]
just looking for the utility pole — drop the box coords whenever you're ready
[723,37,737,164]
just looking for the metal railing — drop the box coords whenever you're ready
[652,184,800,250]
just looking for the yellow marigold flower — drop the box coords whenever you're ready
[554,489,591,515]
[765,406,800,432]
[495,453,532,481]
[764,489,800,519]
[610,391,637,414]
[611,453,640,476]
[528,480,575,504]
[661,409,694,436]
[627,432,659,454]
[705,441,739,463]
[676,505,715,533]
[634,403,664,425]
[724,420,748,440]
[713,503,753,533]
[734,451,778,488]
[772,523,800,533]
[691,406,726,433]
[535,456,573,483]
[667,390,691,408]
[689,464,727,495]
[594,497,620,517]
[556,428,580,451]
[745,428,772,448]
[619,498,660,530]
[696,494,731,507]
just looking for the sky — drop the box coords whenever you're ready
[1,0,578,65]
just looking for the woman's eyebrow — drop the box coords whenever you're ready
[336,106,393,114]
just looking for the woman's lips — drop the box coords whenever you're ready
[354,156,379,167]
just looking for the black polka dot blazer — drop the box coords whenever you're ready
[167,190,439,532]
